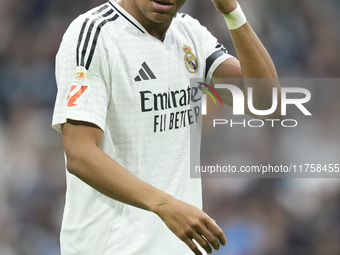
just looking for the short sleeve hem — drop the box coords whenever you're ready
[52,112,106,134]
[205,52,235,85]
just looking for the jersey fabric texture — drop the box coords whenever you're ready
[52,1,234,254]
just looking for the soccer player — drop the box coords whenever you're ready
[52,0,280,254]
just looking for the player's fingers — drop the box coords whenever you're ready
[191,231,213,254]
[199,226,220,251]
[184,238,203,255]
[205,219,227,246]
[203,212,217,225]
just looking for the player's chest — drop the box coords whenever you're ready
[109,32,204,91]
[106,33,205,133]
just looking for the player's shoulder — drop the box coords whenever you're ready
[171,12,209,38]
[64,2,122,41]
[172,12,204,29]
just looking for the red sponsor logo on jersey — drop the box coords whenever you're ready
[67,85,88,107]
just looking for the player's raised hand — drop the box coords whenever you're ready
[211,0,238,14]
[155,197,227,255]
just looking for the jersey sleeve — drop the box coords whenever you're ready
[204,27,236,85]
[178,13,236,84]
[52,18,111,133]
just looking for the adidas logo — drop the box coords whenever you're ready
[134,62,157,82]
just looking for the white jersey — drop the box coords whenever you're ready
[52,1,234,254]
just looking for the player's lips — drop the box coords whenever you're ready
[151,0,173,11]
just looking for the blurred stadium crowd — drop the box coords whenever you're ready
[0,0,339,254]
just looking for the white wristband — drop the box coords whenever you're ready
[223,2,247,30]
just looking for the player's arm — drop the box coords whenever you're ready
[210,0,281,119]
[62,120,226,255]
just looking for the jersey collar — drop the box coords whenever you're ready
[108,0,147,34]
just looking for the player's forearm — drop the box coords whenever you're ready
[65,142,172,213]
[212,0,277,78]
[230,22,277,79]
[230,23,281,118]
[65,143,227,254]
[211,0,281,118]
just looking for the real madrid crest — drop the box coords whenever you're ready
[183,45,198,74]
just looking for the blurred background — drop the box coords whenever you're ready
[0,0,339,254]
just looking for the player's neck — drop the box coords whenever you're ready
[118,0,173,42]
[143,21,172,41]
